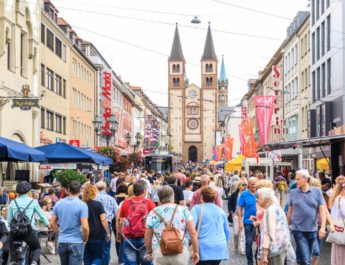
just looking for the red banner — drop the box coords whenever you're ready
[254,96,275,146]
[224,137,234,161]
[101,72,112,135]
[216,145,223,161]
[240,120,256,157]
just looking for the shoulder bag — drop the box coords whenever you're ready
[326,197,345,245]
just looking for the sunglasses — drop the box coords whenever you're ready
[241,183,248,186]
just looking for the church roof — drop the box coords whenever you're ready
[219,55,228,83]
[169,24,184,61]
[202,24,217,60]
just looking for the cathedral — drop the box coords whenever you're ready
[168,24,229,162]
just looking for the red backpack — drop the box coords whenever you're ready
[123,198,149,238]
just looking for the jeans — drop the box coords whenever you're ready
[9,229,41,264]
[103,223,112,265]
[84,240,105,265]
[58,243,84,265]
[123,237,152,265]
[292,231,317,265]
[312,227,324,258]
[244,224,254,265]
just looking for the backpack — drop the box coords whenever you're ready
[123,199,149,238]
[154,205,186,256]
[278,181,286,192]
[10,199,34,238]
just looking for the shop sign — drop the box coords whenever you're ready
[69,139,80,147]
[102,72,112,135]
[272,65,282,135]
[12,98,39,110]
[39,163,77,170]
[56,137,66,143]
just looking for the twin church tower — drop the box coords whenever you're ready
[168,24,229,162]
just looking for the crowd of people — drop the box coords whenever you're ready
[0,165,343,265]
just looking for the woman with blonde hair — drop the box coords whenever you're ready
[328,176,345,265]
[82,184,110,265]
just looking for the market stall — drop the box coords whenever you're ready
[225,154,244,173]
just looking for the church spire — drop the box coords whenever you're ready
[219,55,228,83]
[169,24,184,61]
[202,23,217,60]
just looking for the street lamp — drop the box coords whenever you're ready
[125,132,131,148]
[93,114,118,147]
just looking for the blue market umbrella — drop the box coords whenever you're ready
[36,142,113,165]
[0,137,46,162]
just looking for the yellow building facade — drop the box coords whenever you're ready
[40,3,70,145]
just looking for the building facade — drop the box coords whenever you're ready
[168,25,219,162]
[0,0,40,146]
[310,0,345,177]
[40,1,70,145]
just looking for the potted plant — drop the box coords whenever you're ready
[53,169,87,188]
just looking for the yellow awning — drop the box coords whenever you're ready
[225,154,244,173]
[316,158,329,170]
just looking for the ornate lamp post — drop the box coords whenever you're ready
[93,114,119,147]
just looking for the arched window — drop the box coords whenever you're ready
[206,63,213,72]
[173,77,180,86]
[206,77,212,86]
[172,64,180,73]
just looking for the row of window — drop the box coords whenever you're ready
[41,24,67,61]
[41,108,66,134]
[187,106,199,115]
[300,31,311,59]
[312,15,331,64]
[72,58,92,84]
[72,120,91,145]
[41,64,66,98]
[311,0,330,25]
[300,67,311,92]
[284,44,298,74]
[284,77,299,103]
[312,59,331,102]
[285,115,298,141]
[301,105,311,132]
[72,88,92,112]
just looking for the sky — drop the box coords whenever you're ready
[51,0,309,107]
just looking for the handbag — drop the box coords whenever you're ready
[326,197,345,245]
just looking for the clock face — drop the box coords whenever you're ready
[187,118,199,130]
[189,90,197,98]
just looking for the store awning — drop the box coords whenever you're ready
[259,134,345,151]
[36,143,112,165]
[0,137,46,162]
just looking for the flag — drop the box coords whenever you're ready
[212,146,217,160]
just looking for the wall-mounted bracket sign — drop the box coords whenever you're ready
[11,85,40,110]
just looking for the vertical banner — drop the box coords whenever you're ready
[216,145,223,161]
[240,120,256,157]
[254,96,275,146]
[224,136,234,161]
[101,72,112,135]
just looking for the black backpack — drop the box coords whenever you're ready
[10,199,34,237]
